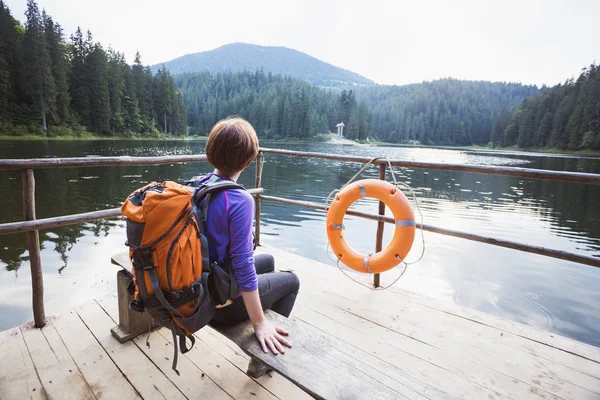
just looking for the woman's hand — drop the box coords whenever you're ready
[253,320,292,354]
[241,289,292,354]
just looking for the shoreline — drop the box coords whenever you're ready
[1,134,598,157]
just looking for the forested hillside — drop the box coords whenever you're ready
[175,70,371,140]
[176,71,540,145]
[491,64,600,150]
[356,80,540,145]
[3,0,595,150]
[154,43,374,87]
[0,0,186,137]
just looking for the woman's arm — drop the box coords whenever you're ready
[228,191,292,354]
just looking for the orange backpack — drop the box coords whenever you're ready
[121,176,244,374]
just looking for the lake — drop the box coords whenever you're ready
[1,140,599,347]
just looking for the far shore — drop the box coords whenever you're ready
[1,133,598,157]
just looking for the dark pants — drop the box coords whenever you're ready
[211,254,300,325]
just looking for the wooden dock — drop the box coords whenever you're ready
[1,247,599,400]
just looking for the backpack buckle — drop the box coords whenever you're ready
[136,247,154,269]
[129,299,145,312]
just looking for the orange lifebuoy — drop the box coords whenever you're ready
[326,179,416,274]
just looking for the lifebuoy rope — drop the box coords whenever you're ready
[324,156,426,290]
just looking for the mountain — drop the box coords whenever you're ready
[152,43,374,87]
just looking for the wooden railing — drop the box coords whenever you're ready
[1,148,600,329]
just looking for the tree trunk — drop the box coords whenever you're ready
[169,118,172,135]
[163,111,167,134]
[40,94,47,134]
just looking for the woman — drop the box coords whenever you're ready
[197,116,300,368]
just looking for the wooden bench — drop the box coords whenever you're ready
[110,252,451,400]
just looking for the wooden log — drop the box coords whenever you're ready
[254,153,264,247]
[259,147,600,185]
[2,149,599,184]
[21,169,45,328]
[0,154,208,170]
[0,208,122,235]
[259,194,600,268]
[374,164,386,288]
[0,188,263,236]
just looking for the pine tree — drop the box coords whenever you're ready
[345,109,359,139]
[517,109,535,148]
[69,27,90,126]
[298,89,311,138]
[154,66,173,134]
[122,63,141,133]
[535,112,553,147]
[0,1,24,125]
[22,0,55,133]
[491,109,510,146]
[282,96,292,137]
[357,101,370,140]
[107,48,125,133]
[549,91,576,149]
[132,52,153,131]
[503,110,522,146]
[85,42,111,135]
[43,14,69,125]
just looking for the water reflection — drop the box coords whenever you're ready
[0,140,599,347]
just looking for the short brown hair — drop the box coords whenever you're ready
[205,116,259,175]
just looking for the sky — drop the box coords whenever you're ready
[5,0,600,87]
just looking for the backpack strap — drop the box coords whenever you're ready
[146,266,184,319]
[194,180,245,204]
[195,180,246,226]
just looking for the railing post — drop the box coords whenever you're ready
[374,164,386,288]
[254,152,264,247]
[21,169,45,327]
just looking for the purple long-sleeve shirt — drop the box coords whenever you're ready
[196,173,257,293]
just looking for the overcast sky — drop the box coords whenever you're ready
[5,0,600,87]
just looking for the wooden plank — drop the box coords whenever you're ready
[319,284,600,381]
[196,327,312,400]
[78,299,187,400]
[292,271,600,394]
[290,306,508,400]
[97,295,230,399]
[155,328,278,400]
[132,328,232,400]
[296,298,598,400]
[50,309,141,399]
[99,292,228,399]
[214,309,419,400]
[0,327,46,400]
[19,319,94,400]
[241,315,454,400]
[386,281,600,363]
[111,252,131,269]
[265,247,600,373]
